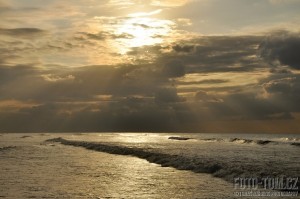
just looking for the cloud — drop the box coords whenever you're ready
[1,27,300,132]
[172,44,195,53]
[162,60,186,77]
[261,74,300,103]
[262,77,295,93]
[107,0,191,7]
[0,64,39,85]
[1,0,300,133]
[0,99,38,113]
[268,0,299,5]
[82,31,134,40]
[195,90,221,102]
[0,64,299,133]
[0,62,172,102]
[128,9,162,17]
[155,87,181,103]
[0,98,183,132]
[133,23,151,29]
[0,59,183,132]
[0,0,10,9]
[151,0,191,7]
[0,28,47,38]
[42,74,75,82]
[205,92,289,121]
[152,35,265,74]
[259,31,300,70]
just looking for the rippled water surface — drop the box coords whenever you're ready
[0,133,299,198]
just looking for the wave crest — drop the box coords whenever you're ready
[0,146,16,151]
[200,137,299,146]
[46,137,299,189]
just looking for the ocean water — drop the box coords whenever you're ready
[0,133,299,198]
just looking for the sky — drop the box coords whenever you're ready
[0,0,300,133]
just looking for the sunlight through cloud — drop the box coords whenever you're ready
[116,16,174,48]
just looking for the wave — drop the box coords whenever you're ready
[291,142,300,147]
[0,146,16,151]
[230,138,273,145]
[199,137,299,147]
[200,138,224,142]
[46,137,223,174]
[168,136,192,141]
[168,137,275,145]
[20,135,32,139]
[279,137,300,142]
[46,137,299,190]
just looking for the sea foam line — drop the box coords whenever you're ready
[46,137,222,174]
[46,137,300,187]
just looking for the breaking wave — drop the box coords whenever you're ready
[20,135,32,139]
[280,137,300,142]
[46,137,223,175]
[291,142,300,147]
[199,137,299,147]
[167,137,276,145]
[46,137,299,189]
[168,136,192,141]
[0,146,16,151]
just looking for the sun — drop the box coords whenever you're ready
[116,14,174,48]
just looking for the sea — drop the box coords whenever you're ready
[0,133,299,199]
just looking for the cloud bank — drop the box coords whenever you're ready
[0,0,300,133]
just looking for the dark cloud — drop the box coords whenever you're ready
[195,90,222,103]
[0,64,113,101]
[197,73,300,122]
[0,63,172,102]
[1,0,300,134]
[172,44,195,53]
[133,23,151,29]
[1,31,300,132]
[0,98,183,132]
[0,28,47,38]
[0,62,185,132]
[1,85,296,133]
[260,31,300,70]
[263,77,295,93]
[155,87,181,103]
[82,31,133,40]
[0,64,39,85]
[179,79,229,85]
[161,60,185,77]
[260,73,300,112]
[205,92,290,121]
[152,35,265,74]
[269,68,292,74]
